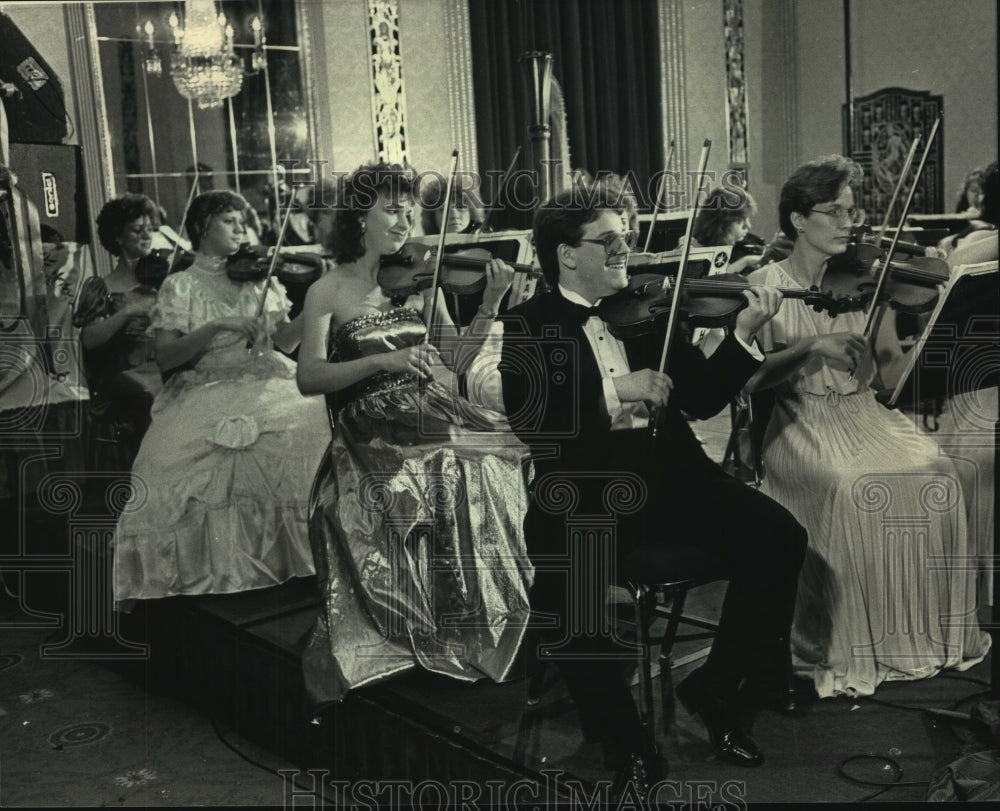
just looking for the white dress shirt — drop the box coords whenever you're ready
[558,284,763,431]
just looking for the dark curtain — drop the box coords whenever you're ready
[470,0,664,230]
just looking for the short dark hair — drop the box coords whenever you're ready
[532,186,619,289]
[184,190,249,250]
[779,155,862,241]
[96,193,159,255]
[329,162,416,264]
[693,186,756,246]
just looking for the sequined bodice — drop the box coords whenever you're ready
[326,306,426,410]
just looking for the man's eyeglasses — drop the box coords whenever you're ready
[810,205,864,226]
[577,230,638,256]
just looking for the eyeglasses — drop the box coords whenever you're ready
[810,205,864,226]
[577,230,638,256]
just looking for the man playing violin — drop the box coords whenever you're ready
[498,186,808,784]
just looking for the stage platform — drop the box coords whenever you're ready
[111,576,705,805]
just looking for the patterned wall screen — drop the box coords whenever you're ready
[844,87,943,225]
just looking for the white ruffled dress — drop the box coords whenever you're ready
[113,257,330,600]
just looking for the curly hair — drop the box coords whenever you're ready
[96,193,159,255]
[328,162,416,264]
[693,186,756,246]
[184,190,250,251]
[779,155,863,241]
[532,185,621,289]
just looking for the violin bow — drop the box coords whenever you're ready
[650,139,711,438]
[643,139,676,254]
[861,114,941,338]
[167,169,201,272]
[424,149,459,346]
[253,185,298,320]
[478,146,520,234]
[875,133,921,245]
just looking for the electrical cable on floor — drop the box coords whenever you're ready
[840,679,996,799]
[837,753,928,802]
[210,716,336,807]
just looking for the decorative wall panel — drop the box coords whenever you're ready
[441,1,477,176]
[845,88,944,225]
[656,0,688,180]
[368,0,409,165]
[723,0,748,169]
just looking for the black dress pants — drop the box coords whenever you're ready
[526,463,807,753]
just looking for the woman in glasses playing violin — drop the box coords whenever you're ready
[744,155,989,700]
[295,162,534,707]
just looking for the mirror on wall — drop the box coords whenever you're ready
[91,0,316,242]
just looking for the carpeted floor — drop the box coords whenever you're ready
[0,596,300,807]
[2,407,996,806]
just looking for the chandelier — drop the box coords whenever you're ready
[140,0,266,110]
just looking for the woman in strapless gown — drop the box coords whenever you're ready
[297,163,533,708]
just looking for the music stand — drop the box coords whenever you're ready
[881,260,1000,691]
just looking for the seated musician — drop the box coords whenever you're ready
[943,160,998,269]
[668,186,763,275]
[745,155,991,699]
[295,161,534,706]
[113,190,329,602]
[954,166,986,217]
[498,185,807,783]
[418,173,485,235]
[74,194,164,464]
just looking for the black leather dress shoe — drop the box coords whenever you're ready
[611,748,667,798]
[676,671,764,767]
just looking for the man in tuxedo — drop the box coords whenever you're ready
[498,188,807,782]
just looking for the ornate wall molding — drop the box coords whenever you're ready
[723,0,748,168]
[65,3,115,277]
[368,0,409,165]
[295,0,320,171]
[777,0,799,178]
[657,0,689,182]
[441,1,477,176]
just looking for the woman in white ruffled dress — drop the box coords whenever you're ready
[745,155,990,698]
[114,191,330,601]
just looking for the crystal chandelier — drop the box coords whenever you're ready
[165,0,244,109]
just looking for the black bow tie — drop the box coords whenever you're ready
[568,301,601,323]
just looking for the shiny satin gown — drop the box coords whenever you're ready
[303,294,534,707]
[113,258,329,600]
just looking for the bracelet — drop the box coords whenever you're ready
[477,304,499,318]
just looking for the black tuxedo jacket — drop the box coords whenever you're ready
[498,290,763,553]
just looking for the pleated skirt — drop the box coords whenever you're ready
[761,389,990,697]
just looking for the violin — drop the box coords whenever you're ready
[378,242,543,299]
[821,253,949,315]
[225,242,326,285]
[729,232,767,263]
[599,270,844,339]
[133,247,194,288]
